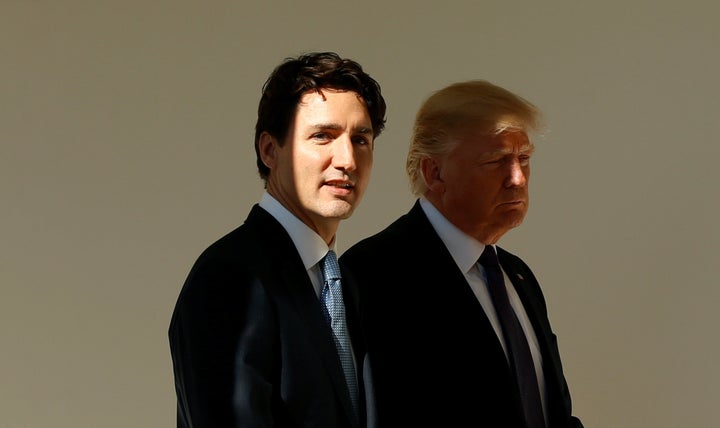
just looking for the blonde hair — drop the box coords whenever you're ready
[406,80,542,196]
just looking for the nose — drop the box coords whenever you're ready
[332,136,357,172]
[505,158,528,187]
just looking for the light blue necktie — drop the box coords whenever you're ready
[320,250,359,418]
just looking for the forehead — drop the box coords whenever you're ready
[461,129,533,152]
[296,89,366,115]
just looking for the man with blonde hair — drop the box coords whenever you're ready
[341,80,583,428]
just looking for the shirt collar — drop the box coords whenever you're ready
[259,192,333,270]
[418,197,491,274]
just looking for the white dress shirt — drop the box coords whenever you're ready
[258,192,358,374]
[259,192,334,298]
[418,197,548,419]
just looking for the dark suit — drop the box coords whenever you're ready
[169,204,369,428]
[340,200,582,428]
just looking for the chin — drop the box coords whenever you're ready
[323,201,355,219]
[503,212,527,228]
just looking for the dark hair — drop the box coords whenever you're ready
[254,51,387,181]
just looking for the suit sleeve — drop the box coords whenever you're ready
[169,258,278,428]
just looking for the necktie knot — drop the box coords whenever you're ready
[321,250,341,282]
[479,245,502,278]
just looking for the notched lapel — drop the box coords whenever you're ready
[275,246,359,426]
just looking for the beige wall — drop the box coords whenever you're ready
[2,1,718,426]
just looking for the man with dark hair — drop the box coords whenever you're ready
[169,51,386,428]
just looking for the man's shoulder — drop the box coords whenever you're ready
[341,208,435,273]
[496,246,528,267]
[343,213,412,254]
[195,223,253,261]
[496,246,540,283]
[175,214,300,308]
[183,205,293,280]
[195,204,287,261]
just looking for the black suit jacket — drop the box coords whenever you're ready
[169,204,370,428]
[340,200,583,428]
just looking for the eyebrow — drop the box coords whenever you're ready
[310,123,373,135]
[482,143,535,158]
[520,143,536,154]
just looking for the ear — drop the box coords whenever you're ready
[420,156,444,192]
[258,132,278,169]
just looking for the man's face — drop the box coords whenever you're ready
[431,130,534,244]
[266,89,374,235]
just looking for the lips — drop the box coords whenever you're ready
[499,199,526,206]
[326,181,353,189]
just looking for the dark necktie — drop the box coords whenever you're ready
[320,250,359,418]
[479,245,546,428]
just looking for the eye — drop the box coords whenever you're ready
[311,132,331,141]
[519,155,531,166]
[353,135,371,146]
[482,157,504,166]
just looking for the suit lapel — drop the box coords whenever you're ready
[498,248,566,420]
[246,205,359,426]
[276,253,360,427]
[407,202,511,360]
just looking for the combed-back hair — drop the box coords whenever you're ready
[407,80,541,196]
[254,52,387,182]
